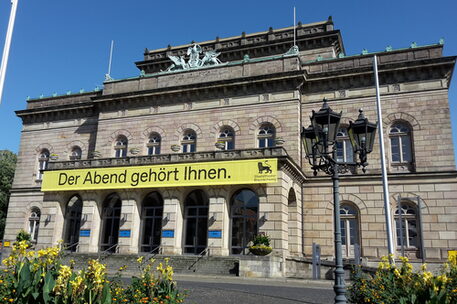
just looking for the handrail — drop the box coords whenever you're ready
[149,245,162,255]
[188,246,210,271]
[198,247,210,257]
[99,243,118,260]
[64,242,79,252]
[145,245,162,260]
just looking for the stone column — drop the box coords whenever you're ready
[37,196,61,248]
[78,192,100,253]
[207,188,229,256]
[117,191,139,254]
[161,190,182,255]
[259,177,288,257]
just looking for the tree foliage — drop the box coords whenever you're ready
[0,150,17,239]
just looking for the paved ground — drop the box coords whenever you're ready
[174,275,334,304]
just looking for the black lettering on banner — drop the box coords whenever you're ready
[218,168,227,179]
[93,171,101,184]
[172,168,179,181]
[131,172,139,186]
[58,173,68,185]
[140,172,148,183]
[119,170,127,183]
[207,169,216,179]
[148,168,157,182]
[157,168,167,181]
[83,171,93,184]
[102,174,109,184]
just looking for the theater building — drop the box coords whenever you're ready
[4,17,457,267]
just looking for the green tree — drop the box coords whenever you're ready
[0,150,17,240]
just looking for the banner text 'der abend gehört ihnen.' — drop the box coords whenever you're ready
[41,159,277,191]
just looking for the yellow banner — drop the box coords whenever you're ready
[41,158,277,191]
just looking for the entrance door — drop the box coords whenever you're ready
[183,190,208,254]
[230,189,259,254]
[64,195,83,252]
[101,193,122,252]
[140,192,163,252]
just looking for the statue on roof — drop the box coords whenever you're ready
[201,50,222,66]
[166,55,188,71]
[166,44,223,72]
[187,44,202,68]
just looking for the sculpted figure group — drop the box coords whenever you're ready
[167,44,222,71]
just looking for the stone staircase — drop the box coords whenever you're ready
[62,253,240,277]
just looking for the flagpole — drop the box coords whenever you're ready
[293,7,296,46]
[107,40,114,76]
[373,55,395,258]
[0,0,19,105]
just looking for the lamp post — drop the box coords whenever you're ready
[301,99,377,304]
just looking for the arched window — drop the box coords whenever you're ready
[390,123,412,163]
[340,203,360,258]
[64,195,83,251]
[183,190,208,254]
[37,149,50,180]
[114,136,128,158]
[147,133,161,155]
[182,129,196,153]
[140,192,163,253]
[29,207,41,242]
[230,189,259,255]
[336,127,354,163]
[70,146,82,161]
[101,193,122,252]
[258,123,275,148]
[218,127,235,150]
[395,202,419,250]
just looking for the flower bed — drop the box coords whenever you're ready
[1,241,185,304]
[348,255,457,303]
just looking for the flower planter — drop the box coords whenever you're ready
[249,246,272,256]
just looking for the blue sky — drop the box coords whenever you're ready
[0,0,456,158]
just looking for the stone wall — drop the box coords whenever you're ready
[303,174,457,260]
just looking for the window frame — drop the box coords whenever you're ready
[395,202,420,250]
[340,203,360,258]
[389,122,413,164]
[257,123,276,148]
[147,133,161,155]
[29,207,41,242]
[114,136,128,158]
[218,127,235,150]
[70,146,82,161]
[336,127,354,163]
[181,129,197,153]
[37,149,50,180]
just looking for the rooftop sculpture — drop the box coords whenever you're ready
[166,44,222,71]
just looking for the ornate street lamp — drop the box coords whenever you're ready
[301,98,377,304]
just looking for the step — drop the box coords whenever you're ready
[61,253,240,276]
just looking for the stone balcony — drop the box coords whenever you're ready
[46,147,290,171]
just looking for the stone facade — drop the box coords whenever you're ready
[4,18,457,267]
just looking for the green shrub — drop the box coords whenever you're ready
[252,234,270,247]
[348,255,457,304]
[0,241,185,304]
[15,230,31,242]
